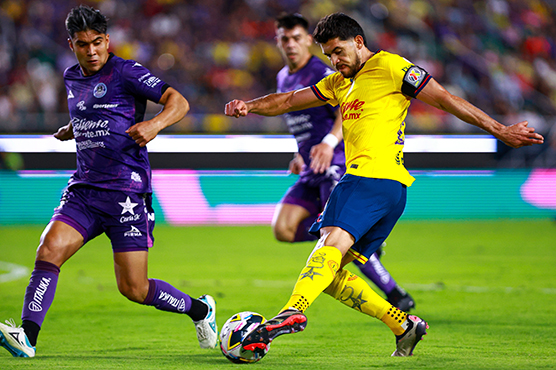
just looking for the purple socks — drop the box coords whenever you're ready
[21,261,60,327]
[354,253,397,294]
[142,279,193,314]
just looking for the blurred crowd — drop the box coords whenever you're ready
[0,0,555,165]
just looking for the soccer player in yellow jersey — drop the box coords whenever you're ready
[225,13,544,358]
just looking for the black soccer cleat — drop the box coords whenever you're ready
[391,315,429,357]
[241,309,307,355]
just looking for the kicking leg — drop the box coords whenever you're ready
[242,227,352,353]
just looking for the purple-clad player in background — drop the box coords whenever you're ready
[0,6,218,358]
[272,14,415,311]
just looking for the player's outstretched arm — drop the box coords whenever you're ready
[225,87,325,118]
[309,110,343,173]
[126,87,189,147]
[54,122,74,141]
[417,78,544,148]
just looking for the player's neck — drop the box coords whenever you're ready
[361,49,375,64]
[288,54,312,74]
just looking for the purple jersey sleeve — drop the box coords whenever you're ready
[121,60,169,103]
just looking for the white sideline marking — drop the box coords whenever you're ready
[0,261,29,283]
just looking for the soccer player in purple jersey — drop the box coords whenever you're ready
[272,13,415,312]
[0,5,217,358]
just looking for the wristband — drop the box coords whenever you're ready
[321,133,339,148]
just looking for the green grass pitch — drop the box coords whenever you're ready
[1,220,555,369]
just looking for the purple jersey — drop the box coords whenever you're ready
[276,56,345,183]
[64,53,169,193]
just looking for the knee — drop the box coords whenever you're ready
[36,233,67,265]
[117,280,149,303]
[272,222,295,243]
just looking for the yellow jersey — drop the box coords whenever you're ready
[311,50,431,186]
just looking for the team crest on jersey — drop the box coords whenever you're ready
[404,66,425,87]
[93,83,107,98]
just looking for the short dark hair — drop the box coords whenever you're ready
[313,13,367,47]
[275,13,309,31]
[65,5,108,38]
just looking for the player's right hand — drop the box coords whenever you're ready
[225,100,248,118]
[288,153,304,175]
[54,123,74,141]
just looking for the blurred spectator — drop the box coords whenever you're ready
[0,0,554,165]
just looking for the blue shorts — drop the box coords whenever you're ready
[309,174,406,263]
[51,185,155,252]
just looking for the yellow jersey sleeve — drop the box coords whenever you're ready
[311,72,341,107]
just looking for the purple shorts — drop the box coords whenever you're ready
[281,164,344,215]
[51,185,155,252]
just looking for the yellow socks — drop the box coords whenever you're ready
[281,246,342,313]
[380,305,408,336]
[323,269,407,335]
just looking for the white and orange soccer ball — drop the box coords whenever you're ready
[219,311,267,363]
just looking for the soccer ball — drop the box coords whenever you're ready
[219,311,267,363]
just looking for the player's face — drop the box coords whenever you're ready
[68,30,110,76]
[320,37,363,79]
[276,26,313,71]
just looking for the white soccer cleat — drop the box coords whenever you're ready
[0,319,36,358]
[194,295,218,349]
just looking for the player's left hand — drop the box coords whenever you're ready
[126,120,162,147]
[309,142,334,174]
[499,121,544,148]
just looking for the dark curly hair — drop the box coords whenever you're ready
[65,5,108,38]
[313,13,367,47]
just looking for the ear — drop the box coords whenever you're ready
[68,38,74,52]
[105,33,110,49]
[354,35,365,50]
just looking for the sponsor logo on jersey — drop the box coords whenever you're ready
[28,277,52,312]
[67,90,75,99]
[124,225,142,237]
[93,83,107,98]
[340,99,365,120]
[77,100,86,111]
[143,76,161,88]
[138,72,150,82]
[133,62,142,67]
[93,103,119,109]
